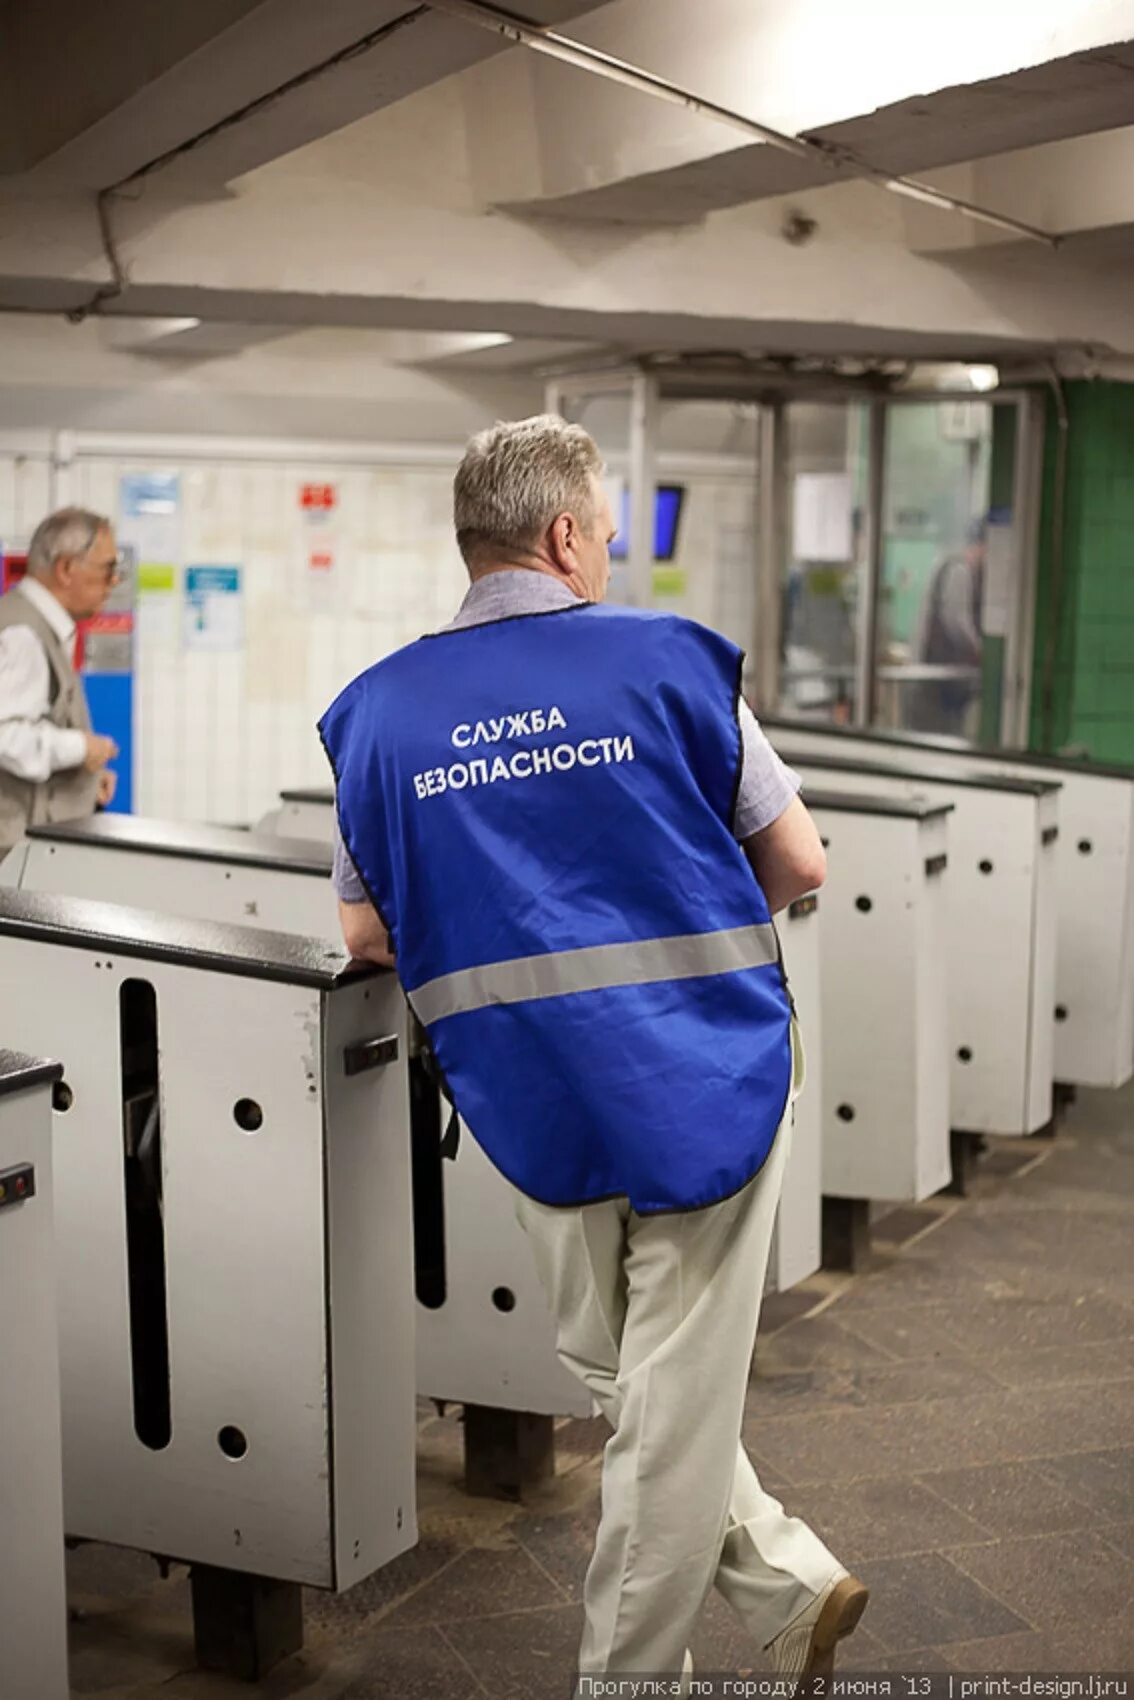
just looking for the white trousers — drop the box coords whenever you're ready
[515,1030,839,1676]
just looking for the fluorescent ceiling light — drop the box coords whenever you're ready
[137,317,201,337]
[965,364,999,392]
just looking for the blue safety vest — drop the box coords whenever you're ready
[320,603,792,1213]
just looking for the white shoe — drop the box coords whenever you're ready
[766,1568,870,1689]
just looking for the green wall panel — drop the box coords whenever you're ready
[1029,380,1134,764]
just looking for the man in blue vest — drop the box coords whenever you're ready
[321,416,867,1687]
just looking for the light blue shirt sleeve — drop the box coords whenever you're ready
[331,819,368,903]
[733,701,802,840]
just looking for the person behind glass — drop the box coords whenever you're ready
[0,507,121,850]
[910,516,987,737]
[323,417,869,1691]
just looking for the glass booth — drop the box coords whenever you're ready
[546,365,1043,748]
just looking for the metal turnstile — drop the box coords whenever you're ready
[1,815,339,936]
[768,894,822,1292]
[2,815,590,1432]
[257,787,336,843]
[0,890,416,1668]
[763,717,1134,1090]
[782,750,1058,1138]
[805,790,952,1209]
[0,1051,69,1700]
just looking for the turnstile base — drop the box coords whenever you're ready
[190,1565,303,1682]
[943,1129,984,1197]
[464,1406,555,1501]
[821,1197,871,1273]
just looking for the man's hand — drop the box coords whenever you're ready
[83,732,118,772]
[742,795,827,914]
[96,768,117,807]
[339,898,396,968]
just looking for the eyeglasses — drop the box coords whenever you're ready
[86,553,125,584]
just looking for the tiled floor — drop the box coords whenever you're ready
[67,1083,1134,1695]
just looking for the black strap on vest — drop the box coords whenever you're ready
[419,1038,461,1160]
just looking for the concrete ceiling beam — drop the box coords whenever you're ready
[2,0,606,191]
[463,0,1134,227]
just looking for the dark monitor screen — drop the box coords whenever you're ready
[609,484,685,562]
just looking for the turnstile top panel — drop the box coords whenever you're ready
[280,787,335,806]
[779,748,1061,796]
[27,814,332,877]
[0,1048,62,1098]
[0,890,386,989]
[762,715,1132,783]
[803,786,953,821]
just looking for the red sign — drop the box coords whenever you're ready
[300,483,337,511]
[74,609,134,670]
[82,612,134,637]
[1,551,27,593]
[308,550,334,572]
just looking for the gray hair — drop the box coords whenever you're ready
[27,507,110,578]
[454,414,604,566]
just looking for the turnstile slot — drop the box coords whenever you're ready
[119,978,171,1452]
[409,1056,447,1310]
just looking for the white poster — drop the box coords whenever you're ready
[119,471,181,565]
[298,480,340,607]
[792,472,853,563]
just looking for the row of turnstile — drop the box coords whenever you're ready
[0,821,821,1694]
[267,727,1134,1106]
[3,720,1132,1695]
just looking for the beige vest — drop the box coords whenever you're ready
[0,586,97,849]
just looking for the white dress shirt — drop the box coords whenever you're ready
[0,577,88,783]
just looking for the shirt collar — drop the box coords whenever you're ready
[456,569,584,619]
[18,575,77,646]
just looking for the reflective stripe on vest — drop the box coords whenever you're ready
[411,921,780,1025]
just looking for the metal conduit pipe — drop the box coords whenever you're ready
[426,0,1060,247]
[68,7,429,323]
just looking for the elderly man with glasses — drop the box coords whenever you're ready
[0,506,122,849]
